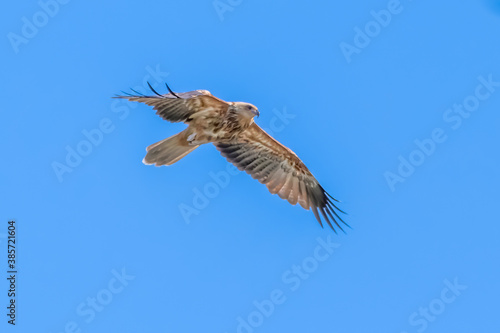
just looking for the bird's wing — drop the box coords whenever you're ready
[115,86,229,123]
[214,123,347,232]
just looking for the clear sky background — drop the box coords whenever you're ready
[1,0,500,332]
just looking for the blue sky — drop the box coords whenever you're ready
[1,0,500,332]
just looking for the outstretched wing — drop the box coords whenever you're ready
[214,123,347,232]
[115,85,229,123]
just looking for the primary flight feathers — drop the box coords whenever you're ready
[115,84,348,232]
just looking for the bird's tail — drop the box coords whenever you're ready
[143,131,198,166]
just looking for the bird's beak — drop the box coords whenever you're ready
[253,110,260,118]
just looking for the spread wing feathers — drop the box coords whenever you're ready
[115,85,230,123]
[214,123,348,233]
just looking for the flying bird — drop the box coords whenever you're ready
[116,84,348,232]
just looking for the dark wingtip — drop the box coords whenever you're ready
[314,186,349,233]
[327,200,350,227]
[129,88,146,97]
[320,206,339,234]
[312,207,324,229]
[328,199,347,215]
[165,82,181,98]
[147,81,163,97]
[323,188,341,203]
[321,187,346,215]
[113,90,133,98]
[326,205,346,234]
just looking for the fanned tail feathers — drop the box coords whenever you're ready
[143,132,198,166]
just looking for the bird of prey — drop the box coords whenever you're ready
[116,84,348,232]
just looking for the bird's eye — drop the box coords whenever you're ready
[248,106,252,110]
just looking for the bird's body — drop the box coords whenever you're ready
[116,85,347,232]
[182,102,255,145]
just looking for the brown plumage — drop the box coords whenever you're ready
[115,84,348,232]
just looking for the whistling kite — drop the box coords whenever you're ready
[116,84,347,232]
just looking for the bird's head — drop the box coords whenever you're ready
[233,102,260,119]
